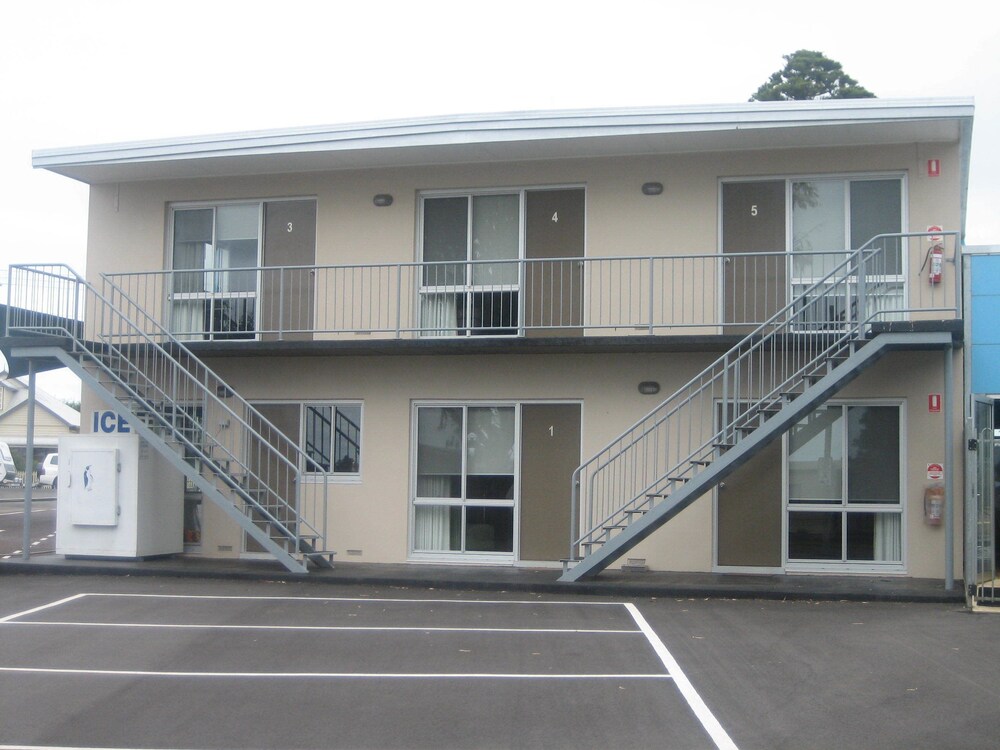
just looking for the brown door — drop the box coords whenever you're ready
[721,181,786,334]
[262,200,317,341]
[716,439,783,568]
[244,402,301,554]
[519,403,581,561]
[525,189,585,337]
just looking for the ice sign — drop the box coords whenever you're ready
[92,410,131,434]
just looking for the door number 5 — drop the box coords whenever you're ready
[750,205,758,217]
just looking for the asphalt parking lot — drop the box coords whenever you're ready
[0,492,56,559]
[0,573,997,750]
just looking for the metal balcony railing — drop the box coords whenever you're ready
[102,244,959,342]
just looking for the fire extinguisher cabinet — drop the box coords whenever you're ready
[56,433,184,559]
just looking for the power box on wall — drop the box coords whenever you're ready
[56,433,184,559]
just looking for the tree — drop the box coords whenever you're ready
[750,50,875,102]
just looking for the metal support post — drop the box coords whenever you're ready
[22,361,36,560]
[944,344,954,590]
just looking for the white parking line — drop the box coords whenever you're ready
[1,620,641,635]
[83,592,628,605]
[626,603,739,750]
[0,593,88,624]
[0,666,672,680]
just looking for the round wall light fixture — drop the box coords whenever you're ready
[373,194,394,207]
[641,182,664,196]
[638,381,661,395]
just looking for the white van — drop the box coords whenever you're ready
[0,442,16,484]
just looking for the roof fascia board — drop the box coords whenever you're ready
[33,98,974,173]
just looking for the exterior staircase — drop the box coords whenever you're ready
[5,265,332,574]
[561,233,958,581]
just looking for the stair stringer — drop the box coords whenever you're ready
[32,345,311,574]
[559,331,953,582]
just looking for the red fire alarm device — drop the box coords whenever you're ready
[927,159,941,177]
[928,394,942,413]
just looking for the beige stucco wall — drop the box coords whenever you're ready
[84,139,964,337]
[162,347,962,579]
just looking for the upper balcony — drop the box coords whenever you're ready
[87,234,963,356]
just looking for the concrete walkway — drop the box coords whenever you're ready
[0,554,966,604]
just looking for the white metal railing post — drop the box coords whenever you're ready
[278,267,285,340]
[648,256,655,334]
[395,266,402,339]
[518,258,526,337]
[856,246,867,330]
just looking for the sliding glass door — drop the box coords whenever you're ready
[420,195,520,336]
[412,405,516,557]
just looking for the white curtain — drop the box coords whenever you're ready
[414,506,452,551]
[170,300,205,340]
[420,294,459,337]
[874,513,902,562]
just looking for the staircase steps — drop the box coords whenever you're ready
[6,264,333,574]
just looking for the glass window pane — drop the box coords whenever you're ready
[788,511,842,560]
[470,290,518,334]
[792,180,846,278]
[414,505,462,551]
[467,407,515,474]
[333,405,361,473]
[788,407,843,503]
[847,512,901,562]
[416,407,463,498]
[465,506,514,552]
[850,180,902,274]
[471,194,519,285]
[170,300,208,339]
[847,405,899,503]
[173,209,213,293]
[304,405,332,472]
[211,298,255,339]
[216,204,259,241]
[174,208,213,245]
[215,206,259,291]
[423,197,468,285]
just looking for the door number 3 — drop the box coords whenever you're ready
[287,222,294,232]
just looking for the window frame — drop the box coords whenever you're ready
[417,189,526,338]
[783,399,907,573]
[717,172,908,331]
[409,401,520,561]
[167,200,264,341]
[300,400,364,484]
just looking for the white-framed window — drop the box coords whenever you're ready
[719,174,906,330]
[303,402,362,478]
[411,403,518,557]
[418,191,522,337]
[785,401,905,571]
[790,176,905,327]
[169,202,262,340]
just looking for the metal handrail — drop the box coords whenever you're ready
[103,249,954,340]
[569,232,961,558]
[5,263,331,559]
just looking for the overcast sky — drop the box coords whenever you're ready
[1,0,998,399]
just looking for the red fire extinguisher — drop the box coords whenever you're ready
[922,243,944,285]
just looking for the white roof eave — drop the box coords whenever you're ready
[33,97,974,184]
